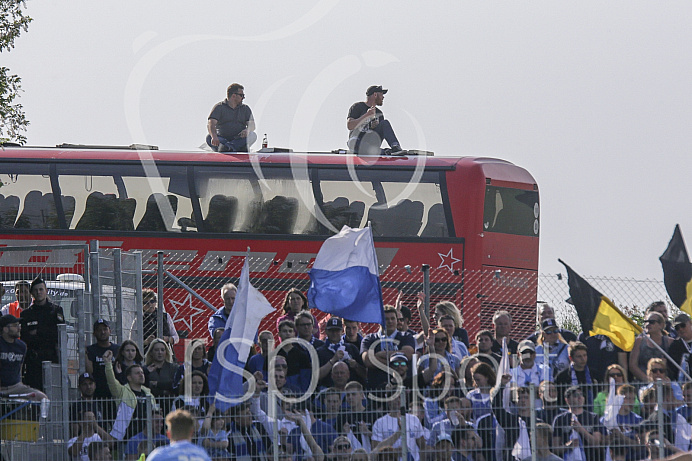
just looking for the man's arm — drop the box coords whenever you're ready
[347,106,376,131]
[207,119,219,146]
[102,350,125,400]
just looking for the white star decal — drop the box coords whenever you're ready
[438,248,460,272]
[168,293,208,334]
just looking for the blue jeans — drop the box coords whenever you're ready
[206,132,257,152]
[348,119,400,155]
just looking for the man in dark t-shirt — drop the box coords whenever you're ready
[86,319,120,398]
[346,85,402,155]
[0,314,46,401]
[206,83,256,152]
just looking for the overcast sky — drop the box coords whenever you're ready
[4,1,692,280]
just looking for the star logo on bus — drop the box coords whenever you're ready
[438,248,460,272]
[168,293,207,333]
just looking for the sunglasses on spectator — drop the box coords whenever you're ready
[335,443,351,450]
[544,329,558,334]
[146,299,157,304]
[608,372,623,378]
[391,361,407,367]
[650,368,666,374]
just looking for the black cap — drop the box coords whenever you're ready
[673,313,691,328]
[542,319,558,331]
[326,317,343,330]
[30,277,45,291]
[78,372,95,385]
[93,318,110,329]
[366,85,388,96]
[0,314,20,329]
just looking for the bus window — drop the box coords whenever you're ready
[194,166,315,234]
[0,164,74,229]
[316,168,449,237]
[56,163,192,232]
[483,186,539,237]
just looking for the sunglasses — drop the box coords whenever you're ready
[544,329,558,334]
[608,372,623,378]
[146,299,157,304]
[391,361,407,367]
[335,444,351,450]
[650,368,666,374]
[234,93,246,99]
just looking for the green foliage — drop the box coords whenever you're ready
[0,0,32,144]
[556,303,648,336]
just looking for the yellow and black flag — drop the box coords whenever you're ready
[660,224,692,316]
[559,259,642,351]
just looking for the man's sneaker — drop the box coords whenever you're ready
[384,145,405,156]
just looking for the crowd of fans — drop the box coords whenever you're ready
[2,279,692,461]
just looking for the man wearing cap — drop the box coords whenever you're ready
[19,277,65,391]
[0,280,31,317]
[70,372,106,437]
[0,314,46,401]
[86,319,120,399]
[317,317,365,388]
[347,85,403,155]
[361,306,415,390]
[534,319,571,380]
[668,313,692,381]
[206,83,257,153]
[526,303,577,344]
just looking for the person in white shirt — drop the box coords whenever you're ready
[372,392,426,460]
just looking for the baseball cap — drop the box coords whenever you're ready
[518,339,536,353]
[78,372,95,385]
[93,318,110,329]
[673,313,691,328]
[326,317,343,330]
[0,314,20,329]
[435,431,454,445]
[366,85,388,96]
[541,319,558,331]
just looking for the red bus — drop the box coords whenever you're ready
[0,145,539,345]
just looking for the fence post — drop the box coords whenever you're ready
[114,248,123,343]
[146,395,154,455]
[135,251,144,349]
[76,288,86,375]
[399,386,408,461]
[157,251,164,340]
[530,383,537,461]
[422,264,430,322]
[656,380,665,459]
[90,246,101,321]
[58,323,70,447]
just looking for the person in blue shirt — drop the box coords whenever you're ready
[147,409,211,461]
[207,283,236,338]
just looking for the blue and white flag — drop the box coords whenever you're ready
[207,256,274,411]
[308,226,385,325]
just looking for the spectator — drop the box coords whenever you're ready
[646,301,676,338]
[147,409,211,461]
[423,371,458,429]
[207,283,236,338]
[490,310,518,356]
[87,440,114,461]
[19,277,65,391]
[343,319,363,350]
[340,381,379,452]
[206,327,224,362]
[493,378,545,461]
[276,319,312,392]
[526,302,577,344]
[145,338,180,409]
[667,313,692,381]
[347,85,403,155]
[593,364,639,416]
[113,340,149,386]
[630,311,672,383]
[371,393,426,460]
[317,317,365,388]
[552,385,606,461]
[70,372,105,437]
[245,330,274,380]
[124,409,168,460]
[206,83,257,153]
[458,356,480,394]
[510,339,544,387]
[199,405,230,461]
[171,370,210,421]
[0,314,47,401]
[426,396,469,447]
[295,310,324,349]
[639,357,684,403]
[433,301,470,349]
[329,435,353,461]
[521,422,561,461]
[577,331,627,389]
[138,289,178,351]
[474,330,501,371]
[102,349,158,442]
[679,382,692,423]
[276,288,318,338]
[555,341,596,408]
[642,382,692,453]
[430,430,454,461]
[0,280,31,317]
[227,401,271,459]
[438,315,469,362]
[67,410,113,461]
[361,306,415,390]
[466,362,495,421]
[419,328,461,384]
[536,380,566,428]
[283,409,327,460]
[173,338,211,392]
[534,318,570,380]
[602,384,643,461]
[86,319,120,399]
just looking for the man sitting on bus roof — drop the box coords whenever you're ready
[206,83,257,153]
[347,85,403,156]
[0,280,31,318]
